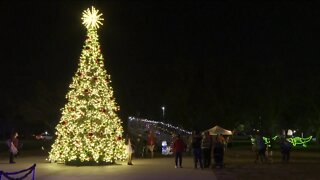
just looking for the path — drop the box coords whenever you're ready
[0,155,217,180]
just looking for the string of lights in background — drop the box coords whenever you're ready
[129,117,313,148]
[128,117,192,135]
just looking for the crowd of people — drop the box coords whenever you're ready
[5,129,293,168]
[124,129,230,168]
[170,130,228,169]
[252,132,292,164]
[171,130,294,169]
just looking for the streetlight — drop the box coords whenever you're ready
[161,106,165,120]
[259,116,262,130]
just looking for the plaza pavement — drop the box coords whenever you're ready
[0,155,217,180]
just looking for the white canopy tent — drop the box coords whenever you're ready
[205,125,233,136]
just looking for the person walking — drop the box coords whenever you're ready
[172,134,186,168]
[8,132,19,164]
[192,130,203,169]
[201,131,212,168]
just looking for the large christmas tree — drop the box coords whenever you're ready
[49,6,127,164]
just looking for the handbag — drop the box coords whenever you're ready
[10,142,18,155]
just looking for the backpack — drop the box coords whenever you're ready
[284,140,292,150]
[256,136,266,150]
[6,139,11,148]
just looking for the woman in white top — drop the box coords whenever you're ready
[126,137,134,165]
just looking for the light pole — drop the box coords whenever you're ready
[258,116,262,130]
[162,106,165,120]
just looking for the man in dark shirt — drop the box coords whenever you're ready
[192,130,203,169]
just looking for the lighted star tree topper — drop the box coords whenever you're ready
[82,6,103,30]
[49,6,127,164]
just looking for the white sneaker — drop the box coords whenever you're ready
[175,165,178,168]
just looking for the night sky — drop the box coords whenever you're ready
[0,1,319,133]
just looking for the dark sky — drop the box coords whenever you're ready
[0,1,319,132]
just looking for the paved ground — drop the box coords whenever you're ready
[1,148,320,180]
[0,155,217,180]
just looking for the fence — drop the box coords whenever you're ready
[0,164,36,180]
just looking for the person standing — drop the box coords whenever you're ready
[280,136,292,163]
[192,130,203,169]
[8,132,19,164]
[172,134,186,168]
[213,134,225,168]
[141,138,147,158]
[254,133,267,163]
[147,131,156,158]
[201,131,212,168]
[267,135,274,163]
[126,135,134,165]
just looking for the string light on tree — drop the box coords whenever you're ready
[49,6,127,164]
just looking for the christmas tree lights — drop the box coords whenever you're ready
[49,6,127,164]
[82,6,103,30]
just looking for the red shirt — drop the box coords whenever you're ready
[173,138,186,152]
[147,135,155,145]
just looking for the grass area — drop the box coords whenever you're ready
[215,147,320,180]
